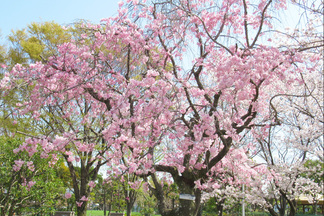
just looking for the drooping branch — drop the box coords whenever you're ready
[243,0,250,48]
[250,0,272,48]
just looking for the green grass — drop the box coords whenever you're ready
[87,210,107,216]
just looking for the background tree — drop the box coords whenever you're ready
[0,136,65,216]
[122,174,141,216]
[136,184,158,216]
[7,21,72,67]
[249,1,323,214]
[0,22,74,137]
[302,160,324,215]
[242,60,323,216]
[0,45,6,65]
[1,21,119,216]
[92,175,132,215]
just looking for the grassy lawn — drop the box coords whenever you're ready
[87,210,105,216]
[86,210,161,216]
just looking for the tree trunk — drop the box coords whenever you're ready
[313,202,318,215]
[288,203,296,216]
[279,190,296,216]
[279,196,286,216]
[103,191,106,216]
[286,198,297,216]
[267,207,279,216]
[149,173,201,216]
[76,209,87,216]
[76,203,87,216]
[176,184,201,216]
[125,186,137,216]
[108,204,112,216]
[215,198,225,216]
[126,204,132,216]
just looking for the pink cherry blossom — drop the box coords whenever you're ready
[26,161,35,172]
[1,1,321,216]
[13,159,24,171]
[88,181,96,188]
[76,201,83,207]
[65,192,72,199]
[27,181,36,189]
[80,196,88,201]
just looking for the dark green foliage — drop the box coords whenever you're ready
[0,136,65,216]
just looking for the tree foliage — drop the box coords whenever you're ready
[7,21,72,66]
[0,136,65,216]
[0,1,323,216]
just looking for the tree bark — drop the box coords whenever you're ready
[288,200,296,216]
[103,191,106,216]
[126,204,132,216]
[267,207,279,216]
[279,195,286,216]
[215,197,225,216]
[76,203,87,216]
[176,185,201,216]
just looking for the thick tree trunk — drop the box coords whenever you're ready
[280,192,296,216]
[267,207,279,216]
[125,185,137,216]
[288,202,296,216]
[279,196,286,216]
[176,184,201,216]
[76,203,87,216]
[147,170,204,216]
[313,202,318,215]
[126,204,132,216]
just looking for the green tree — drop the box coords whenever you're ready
[7,21,72,67]
[301,160,324,215]
[92,175,128,216]
[0,45,6,65]
[2,20,144,216]
[0,136,65,216]
[2,22,104,216]
[0,22,73,137]
[122,174,141,216]
[303,160,324,185]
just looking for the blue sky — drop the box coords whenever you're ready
[0,0,312,45]
[0,0,119,43]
